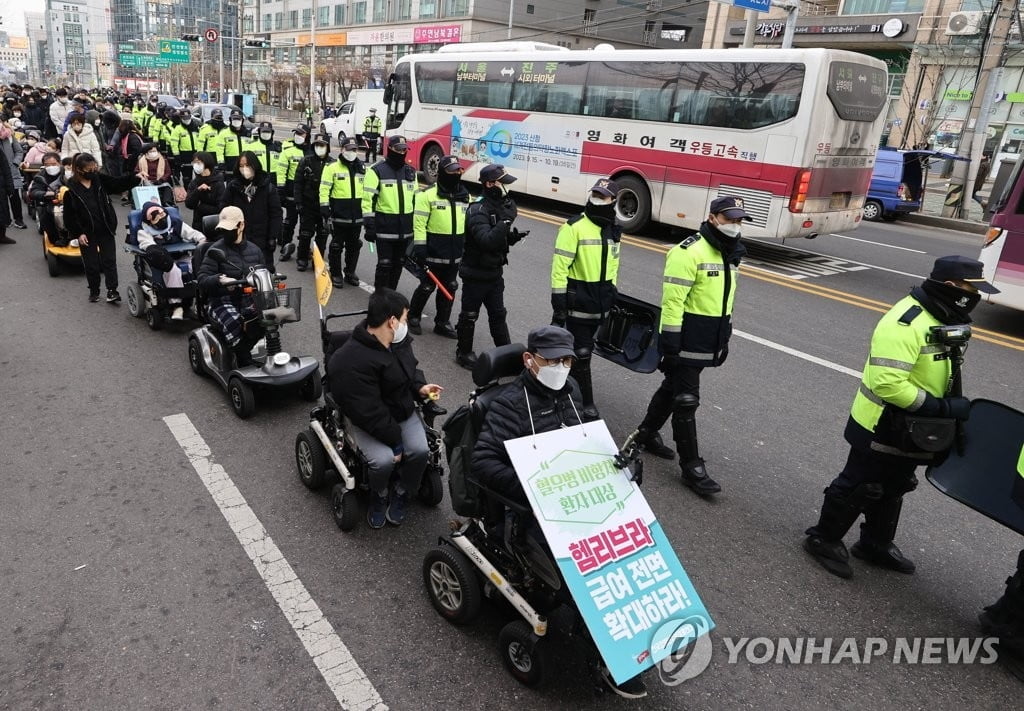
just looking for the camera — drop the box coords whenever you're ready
[929,324,972,346]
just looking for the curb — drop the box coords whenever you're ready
[901,213,988,235]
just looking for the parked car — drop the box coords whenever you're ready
[863,147,966,222]
[155,94,185,109]
[190,103,255,131]
[319,89,387,146]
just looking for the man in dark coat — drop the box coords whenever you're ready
[327,288,443,529]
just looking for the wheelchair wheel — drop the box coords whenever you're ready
[146,308,162,331]
[295,429,328,489]
[498,620,547,688]
[423,545,482,625]
[188,336,206,376]
[299,373,322,402]
[125,283,144,318]
[417,466,444,507]
[46,252,60,277]
[228,377,256,418]
[331,483,359,531]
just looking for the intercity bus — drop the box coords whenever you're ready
[981,158,1024,310]
[382,42,888,238]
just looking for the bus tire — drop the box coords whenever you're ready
[421,144,445,184]
[614,175,652,233]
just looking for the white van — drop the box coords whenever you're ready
[320,89,388,146]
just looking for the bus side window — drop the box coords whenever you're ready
[512,83,546,112]
[416,62,458,105]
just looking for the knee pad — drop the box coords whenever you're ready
[415,282,435,297]
[830,481,884,509]
[573,345,593,362]
[446,280,458,294]
[378,258,394,270]
[672,393,700,414]
[888,474,918,497]
[459,310,479,323]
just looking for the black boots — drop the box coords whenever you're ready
[408,286,430,335]
[980,551,1024,653]
[455,314,477,370]
[635,428,675,460]
[671,395,719,495]
[850,497,915,574]
[804,494,862,579]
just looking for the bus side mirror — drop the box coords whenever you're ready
[383,86,394,104]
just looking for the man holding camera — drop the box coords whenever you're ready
[804,256,999,579]
[454,164,527,370]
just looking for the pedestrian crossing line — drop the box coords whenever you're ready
[163,414,388,711]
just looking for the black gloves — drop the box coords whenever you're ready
[320,205,331,218]
[918,394,971,420]
[509,227,529,246]
[551,293,567,327]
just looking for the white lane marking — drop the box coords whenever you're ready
[163,414,388,711]
[826,233,927,254]
[734,329,862,379]
[759,239,926,280]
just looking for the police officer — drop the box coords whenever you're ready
[804,256,998,579]
[214,110,249,172]
[362,107,382,163]
[293,134,335,273]
[550,178,621,419]
[455,163,525,369]
[276,125,311,262]
[633,196,750,495]
[168,109,201,187]
[409,155,469,338]
[319,136,365,287]
[196,108,225,154]
[362,135,417,291]
[244,121,280,174]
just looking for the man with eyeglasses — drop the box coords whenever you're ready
[804,255,997,580]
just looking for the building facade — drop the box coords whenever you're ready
[44,0,110,86]
[25,12,48,84]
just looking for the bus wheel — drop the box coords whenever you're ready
[422,144,444,184]
[615,175,652,233]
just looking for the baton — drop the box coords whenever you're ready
[404,257,454,301]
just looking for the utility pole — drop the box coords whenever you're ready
[942,0,1014,218]
[309,0,317,123]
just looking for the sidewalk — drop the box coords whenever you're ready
[902,184,989,235]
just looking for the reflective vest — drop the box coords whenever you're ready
[320,159,365,223]
[276,140,305,188]
[243,137,279,173]
[412,184,470,264]
[363,115,382,136]
[850,294,952,437]
[147,116,165,144]
[214,127,247,164]
[361,161,417,240]
[659,227,738,366]
[168,124,200,156]
[196,122,220,152]
[550,213,620,320]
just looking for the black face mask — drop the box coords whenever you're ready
[584,201,616,226]
[153,216,169,230]
[385,150,406,168]
[483,185,505,200]
[211,118,224,128]
[919,279,981,323]
[438,172,461,191]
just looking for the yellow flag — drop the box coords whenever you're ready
[312,243,333,307]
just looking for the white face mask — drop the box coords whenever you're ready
[293,135,305,145]
[589,195,614,206]
[63,169,73,180]
[392,319,408,344]
[13,112,21,118]
[240,166,254,180]
[716,221,742,239]
[342,150,357,161]
[316,147,329,158]
[44,165,60,176]
[231,119,242,128]
[146,150,160,160]
[529,358,572,391]
[192,162,204,174]
[259,131,272,141]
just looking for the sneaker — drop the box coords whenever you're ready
[386,490,408,526]
[408,317,422,335]
[171,306,185,320]
[600,668,648,699]
[106,289,121,304]
[295,259,309,272]
[331,274,345,288]
[582,404,601,421]
[279,243,295,262]
[433,323,458,339]
[344,273,361,287]
[367,492,388,529]
[636,429,675,460]
[88,291,100,303]
[13,221,27,229]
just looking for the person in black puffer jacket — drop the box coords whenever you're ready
[220,150,282,270]
[197,206,266,365]
[185,151,225,230]
[327,288,444,530]
[455,163,527,370]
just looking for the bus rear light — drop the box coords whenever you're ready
[984,227,1003,247]
[802,220,814,228]
[790,168,811,213]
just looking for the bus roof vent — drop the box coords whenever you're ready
[594,43,616,51]
[435,41,570,54]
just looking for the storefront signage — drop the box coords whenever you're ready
[944,89,974,101]
[729,19,909,39]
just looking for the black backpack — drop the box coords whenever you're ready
[442,402,483,518]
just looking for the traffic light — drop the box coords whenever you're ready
[181,34,201,42]
[245,39,270,48]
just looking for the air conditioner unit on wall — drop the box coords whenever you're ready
[945,11,986,36]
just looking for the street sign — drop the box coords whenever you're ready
[733,0,771,11]
[205,28,219,43]
[119,52,172,69]
[159,39,191,63]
